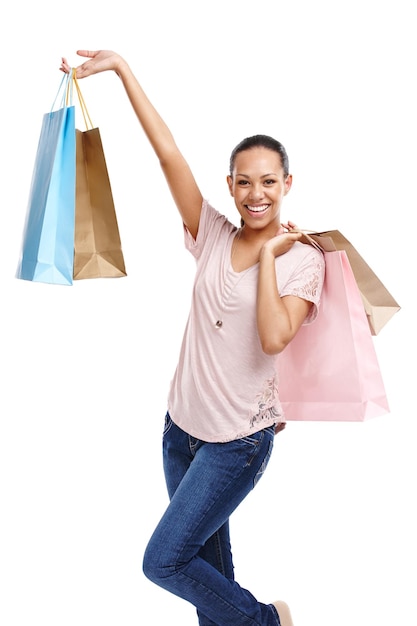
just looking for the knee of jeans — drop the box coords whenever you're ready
[142,540,177,584]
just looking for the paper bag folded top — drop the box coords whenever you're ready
[301,230,400,335]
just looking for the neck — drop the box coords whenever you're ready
[239,222,281,243]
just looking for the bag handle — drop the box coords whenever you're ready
[60,69,94,130]
[289,228,325,253]
[50,71,72,112]
[49,69,94,130]
[72,73,94,130]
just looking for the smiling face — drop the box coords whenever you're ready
[227,146,292,233]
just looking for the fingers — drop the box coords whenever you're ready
[281,221,299,232]
[274,422,286,434]
[59,57,71,74]
[74,63,92,79]
[76,49,98,59]
[59,49,118,79]
[59,51,96,76]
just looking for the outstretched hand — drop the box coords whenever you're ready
[59,50,125,79]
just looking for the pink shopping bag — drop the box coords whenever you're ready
[277,249,390,421]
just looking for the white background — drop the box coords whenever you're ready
[1,1,415,625]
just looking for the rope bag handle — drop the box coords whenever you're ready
[71,72,94,130]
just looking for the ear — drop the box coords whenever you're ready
[284,174,293,195]
[226,175,234,196]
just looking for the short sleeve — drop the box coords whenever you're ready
[183,199,233,260]
[280,246,325,324]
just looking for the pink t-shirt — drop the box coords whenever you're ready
[167,200,325,442]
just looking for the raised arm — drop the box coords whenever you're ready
[61,50,203,239]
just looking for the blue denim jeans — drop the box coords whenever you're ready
[142,413,281,625]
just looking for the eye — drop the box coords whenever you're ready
[264,179,276,185]
[237,180,249,186]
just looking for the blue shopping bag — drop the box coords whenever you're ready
[16,73,76,285]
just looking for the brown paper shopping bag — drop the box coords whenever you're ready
[73,76,126,280]
[300,230,400,335]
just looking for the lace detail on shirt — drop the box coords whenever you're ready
[249,377,282,428]
[286,257,325,323]
[288,259,324,301]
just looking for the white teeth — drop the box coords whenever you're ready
[246,205,268,212]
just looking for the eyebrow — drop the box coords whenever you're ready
[236,172,278,178]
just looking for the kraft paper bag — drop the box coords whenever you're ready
[302,230,400,335]
[278,249,390,422]
[74,127,126,279]
[16,74,76,285]
[73,76,126,280]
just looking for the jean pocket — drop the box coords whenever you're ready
[239,426,274,466]
[253,437,274,487]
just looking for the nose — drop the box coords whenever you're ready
[249,183,264,200]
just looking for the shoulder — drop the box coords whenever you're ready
[185,199,236,257]
[292,240,324,261]
[201,199,233,225]
[281,241,325,272]
[198,199,236,238]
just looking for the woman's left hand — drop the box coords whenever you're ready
[275,422,286,434]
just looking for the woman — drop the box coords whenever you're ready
[61,50,325,625]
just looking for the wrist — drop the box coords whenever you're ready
[259,244,275,264]
[115,57,130,78]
